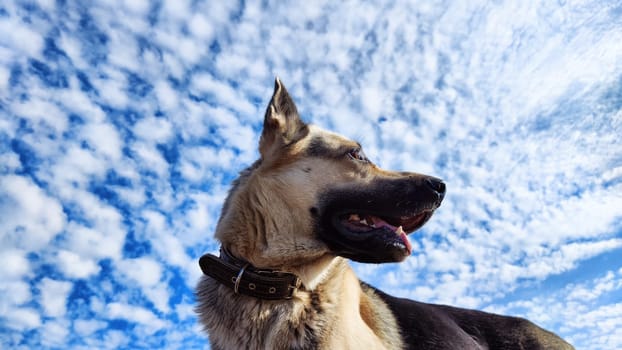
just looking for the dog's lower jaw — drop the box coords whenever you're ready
[196,258,404,350]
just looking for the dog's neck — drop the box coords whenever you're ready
[196,255,400,349]
[199,247,339,300]
[287,254,339,290]
[199,247,303,300]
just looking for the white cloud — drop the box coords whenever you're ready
[179,146,236,182]
[161,0,191,20]
[190,73,257,116]
[106,28,141,72]
[184,193,213,235]
[63,223,121,261]
[154,80,179,112]
[360,86,384,118]
[57,33,87,69]
[486,267,622,349]
[10,98,68,137]
[39,278,73,318]
[117,257,171,313]
[54,191,126,263]
[56,250,101,279]
[602,165,622,184]
[57,86,107,123]
[0,249,30,280]
[36,0,55,11]
[131,141,170,177]
[0,175,66,252]
[153,234,189,270]
[73,319,108,337]
[91,70,129,109]
[174,302,196,321]
[566,271,621,302]
[49,146,108,187]
[40,320,70,347]
[82,122,123,161]
[122,0,150,15]
[0,16,44,57]
[111,184,147,208]
[118,257,162,288]
[139,210,191,267]
[2,307,41,331]
[144,283,171,314]
[188,13,215,40]
[107,302,167,334]
[524,186,622,244]
[177,38,206,65]
[161,52,185,79]
[102,329,130,349]
[0,280,32,307]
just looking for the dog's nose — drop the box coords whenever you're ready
[425,177,446,203]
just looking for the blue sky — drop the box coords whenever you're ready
[1,0,621,349]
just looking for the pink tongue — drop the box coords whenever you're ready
[369,216,396,231]
[401,232,412,253]
[370,217,412,254]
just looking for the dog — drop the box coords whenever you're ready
[195,78,574,349]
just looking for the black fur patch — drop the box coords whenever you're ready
[306,136,335,158]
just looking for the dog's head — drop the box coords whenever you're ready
[215,79,445,269]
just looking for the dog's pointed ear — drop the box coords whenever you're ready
[259,78,308,159]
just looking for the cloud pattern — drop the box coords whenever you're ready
[1,0,621,349]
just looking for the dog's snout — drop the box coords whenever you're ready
[425,177,446,203]
[425,177,446,194]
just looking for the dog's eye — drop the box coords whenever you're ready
[347,148,369,163]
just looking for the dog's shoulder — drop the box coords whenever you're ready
[359,282,574,350]
[360,282,483,349]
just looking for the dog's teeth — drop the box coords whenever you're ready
[360,219,368,226]
[395,226,405,235]
[368,216,376,227]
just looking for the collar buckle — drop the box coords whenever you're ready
[233,263,250,294]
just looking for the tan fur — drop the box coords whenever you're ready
[196,79,574,350]
[321,262,400,349]
[196,257,404,349]
[215,125,386,275]
[199,83,407,348]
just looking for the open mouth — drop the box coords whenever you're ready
[329,210,434,261]
[340,212,431,235]
[317,176,445,263]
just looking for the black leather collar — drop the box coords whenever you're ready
[199,247,302,300]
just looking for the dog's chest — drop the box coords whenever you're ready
[196,276,336,350]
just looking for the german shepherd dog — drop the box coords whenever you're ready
[196,79,574,349]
